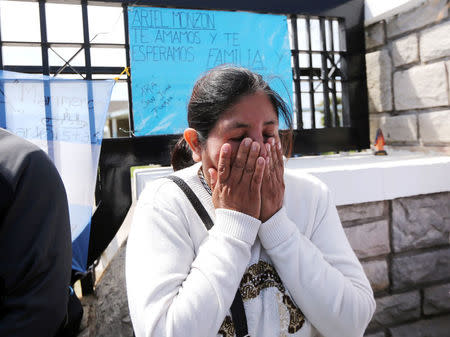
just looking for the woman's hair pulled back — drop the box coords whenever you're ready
[171,65,292,171]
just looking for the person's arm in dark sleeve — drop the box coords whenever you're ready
[0,147,72,337]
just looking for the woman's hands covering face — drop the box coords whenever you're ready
[208,138,266,219]
[208,137,284,222]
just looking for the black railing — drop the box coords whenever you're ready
[0,0,368,154]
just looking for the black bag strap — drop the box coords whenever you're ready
[167,175,213,230]
[166,175,249,337]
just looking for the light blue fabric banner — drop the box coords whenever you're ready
[128,7,293,135]
[0,70,115,272]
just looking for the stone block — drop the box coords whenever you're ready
[386,0,449,38]
[378,114,418,143]
[344,220,390,259]
[369,291,421,330]
[362,259,389,293]
[337,201,386,224]
[419,110,450,143]
[392,248,450,290]
[390,315,450,337]
[420,20,450,62]
[366,22,385,49]
[447,61,450,94]
[393,62,448,110]
[423,283,450,315]
[392,193,450,252]
[366,50,392,113]
[392,34,419,66]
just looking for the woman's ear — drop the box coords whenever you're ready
[184,128,202,162]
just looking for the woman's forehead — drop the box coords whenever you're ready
[221,93,277,122]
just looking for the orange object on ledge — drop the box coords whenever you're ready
[374,128,387,155]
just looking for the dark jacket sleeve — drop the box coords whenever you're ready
[0,135,72,337]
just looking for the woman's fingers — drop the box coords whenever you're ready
[264,142,271,180]
[270,138,279,170]
[230,138,252,181]
[262,137,284,185]
[268,138,283,181]
[208,168,218,190]
[260,139,273,184]
[274,139,284,180]
[276,139,284,166]
[217,143,231,182]
[251,157,265,192]
[259,138,285,222]
[241,141,260,183]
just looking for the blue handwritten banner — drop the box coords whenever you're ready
[128,7,293,135]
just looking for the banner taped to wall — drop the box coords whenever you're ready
[128,6,293,135]
[0,70,115,272]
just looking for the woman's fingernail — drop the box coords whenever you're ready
[278,142,281,150]
[222,144,230,153]
[266,143,270,153]
[270,138,275,146]
[244,138,251,147]
[252,142,258,151]
[257,157,264,165]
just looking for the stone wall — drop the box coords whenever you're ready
[78,191,450,336]
[366,0,450,154]
[338,192,450,337]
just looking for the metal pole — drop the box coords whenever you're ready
[39,0,54,160]
[306,17,315,129]
[289,15,303,130]
[328,19,339,127]
[338,18,350,127]
[319,18,331,128]
[123,2,135,136]
[82,1,97,146]
[82,0,92,81]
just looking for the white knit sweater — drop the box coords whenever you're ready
[126,162,375,337]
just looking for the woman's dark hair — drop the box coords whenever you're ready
[171,65,293,171]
